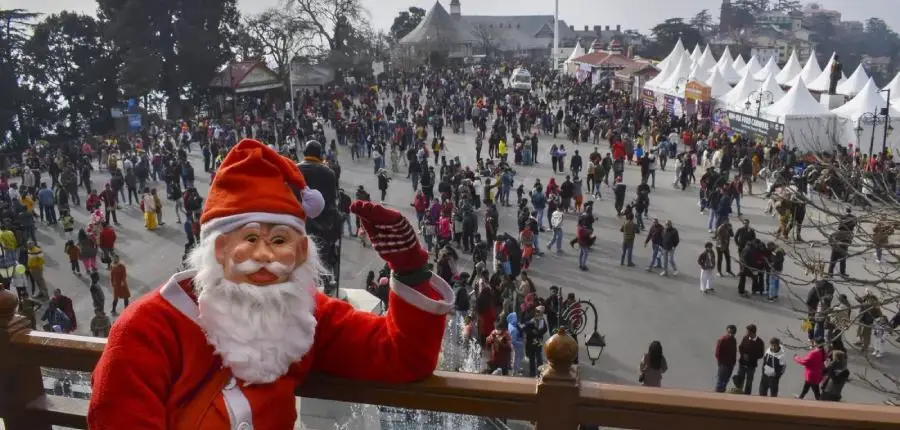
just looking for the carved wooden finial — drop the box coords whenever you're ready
[0,288,19,327]
[543,328,578,376]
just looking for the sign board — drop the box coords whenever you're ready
[372,61,385,77]
[111,108,124,119]
[641,89,655,108]
[724,110,784,141]
[684,81,711,101]
[127,114,142,130]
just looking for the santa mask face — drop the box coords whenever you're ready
[188,223,325,385]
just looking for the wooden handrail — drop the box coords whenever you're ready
[2,289,900,430]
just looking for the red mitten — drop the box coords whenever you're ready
[350,201,429,275]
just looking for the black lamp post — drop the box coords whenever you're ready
[858,112,884,156]
[673,77,689,93]
[559,296,607,365]
[745,90,774,117]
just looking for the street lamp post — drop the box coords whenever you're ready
[857,111,892,156]
[559,294,607,365]
[881,88,892,155]
[745,90,774,117]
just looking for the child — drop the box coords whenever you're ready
[357,225,371,248]
[21,192,35,216]
[873,315,890,358]
[515,184,525,204]
[65,240,81,275]
[89,271,105,312]
[60,210,75,241]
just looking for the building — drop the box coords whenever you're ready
[802,3,841,25]
[862,55,892,76]
[566,43,658,90]
[745,26,814,64]
[398,1,581,60]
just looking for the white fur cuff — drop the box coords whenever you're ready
[389,273,454,315]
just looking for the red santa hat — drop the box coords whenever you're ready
[199,139,325,237]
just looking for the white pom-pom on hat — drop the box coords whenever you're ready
[301,187,325,219]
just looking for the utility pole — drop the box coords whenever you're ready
[552,0,559,70]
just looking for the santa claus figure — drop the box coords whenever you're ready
[87,139,453,429]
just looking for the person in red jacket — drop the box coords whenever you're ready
[794,339,827,399]
[611,139,626,161]
[98,223,117,269]
[714,324,737,392]
[87,140,453,430]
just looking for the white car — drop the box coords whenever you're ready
[508,68,533,92]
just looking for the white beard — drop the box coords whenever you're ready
[187,232,327,384]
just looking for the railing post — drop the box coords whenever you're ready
[0,289,50,430]
[534,328,580,430]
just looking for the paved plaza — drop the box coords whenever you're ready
[39,125,897,405]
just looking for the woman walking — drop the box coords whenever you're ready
[821,350,850,401]
[794,340,826,399]
[639,340,668,387]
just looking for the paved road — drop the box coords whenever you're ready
[39,124,897,405]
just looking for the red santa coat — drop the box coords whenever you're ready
[87,270,453,430]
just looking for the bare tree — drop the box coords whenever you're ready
[471,26,500,58]
[289,0,365,52]
[242,8,318,85]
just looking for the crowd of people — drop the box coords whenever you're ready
[6,60,900,403]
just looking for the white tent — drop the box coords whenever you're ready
[832,78,900,120]
[696,45,717,71]
[721,69,762,110]
[760,74,786,102]
[883,71,900,98]
[659,54,695,91]
[712,51,741,84]
[644,59,675,90]
[717,46,734,69]
[690,45,702,63]
[705,69,732,98]
[776,50,804,86]
[688,63,711,83]
[798,49,821,84]
[732,55,747,73]
[836,64,870,96]
[832,78,900,154]
[761,79,838,152]
[738,54,762,78]
[807,53,847,93]
[754,56,782,82]
[565,41,584,63]
[656,38,686,72]
[763,79,831,120]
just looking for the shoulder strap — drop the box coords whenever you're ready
[171,366,234,430]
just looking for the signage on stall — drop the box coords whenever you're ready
[684,81,711,101]
[725,110,784,141]
[127,114,142,130]
[641,89,655,108]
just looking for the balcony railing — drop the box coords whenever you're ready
[2,289,900,430]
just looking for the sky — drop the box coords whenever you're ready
[5,0,900,35]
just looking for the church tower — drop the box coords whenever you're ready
[719,0,732,34]
[450,0,461,20]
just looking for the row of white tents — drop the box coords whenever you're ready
[643,39,900,153]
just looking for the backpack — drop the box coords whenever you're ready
[438,217,452,238]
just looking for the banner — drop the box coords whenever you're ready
[685,81,711,101]
[641,89,655,109]
[724,110,784,141]
[127,114,142,130]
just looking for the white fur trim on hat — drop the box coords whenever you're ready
[200,212,305,239]
[301,187,325,219]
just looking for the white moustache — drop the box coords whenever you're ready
[231,259,295,277]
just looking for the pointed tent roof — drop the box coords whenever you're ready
[656,38,686,71]
[760,74,786,102]
[798,49,821,84]
[832,78,900,120]
[713,51,741,84]
[808,53,847,92]
[732,55,747,73]
[690,45,702,63]
[739,54,762,77]
[883,70,900,96]
[776,50,803,86]
[645,58,676,89]
[399,2,477,45]
[696,45,717,71]
[836,64,870,96]
[762,79,831,120]
[754,56,782,81]
[660,53,694,90]
[721,68,763,109]
[565,41,584,63]
[705,69,732,98]
[689,63,711,83]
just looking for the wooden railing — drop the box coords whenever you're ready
[2,289,900,430]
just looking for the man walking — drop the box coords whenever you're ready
[645,218,663,272]
[620,215,637,267]
[660,220,679,276]
[715,219,735,277]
